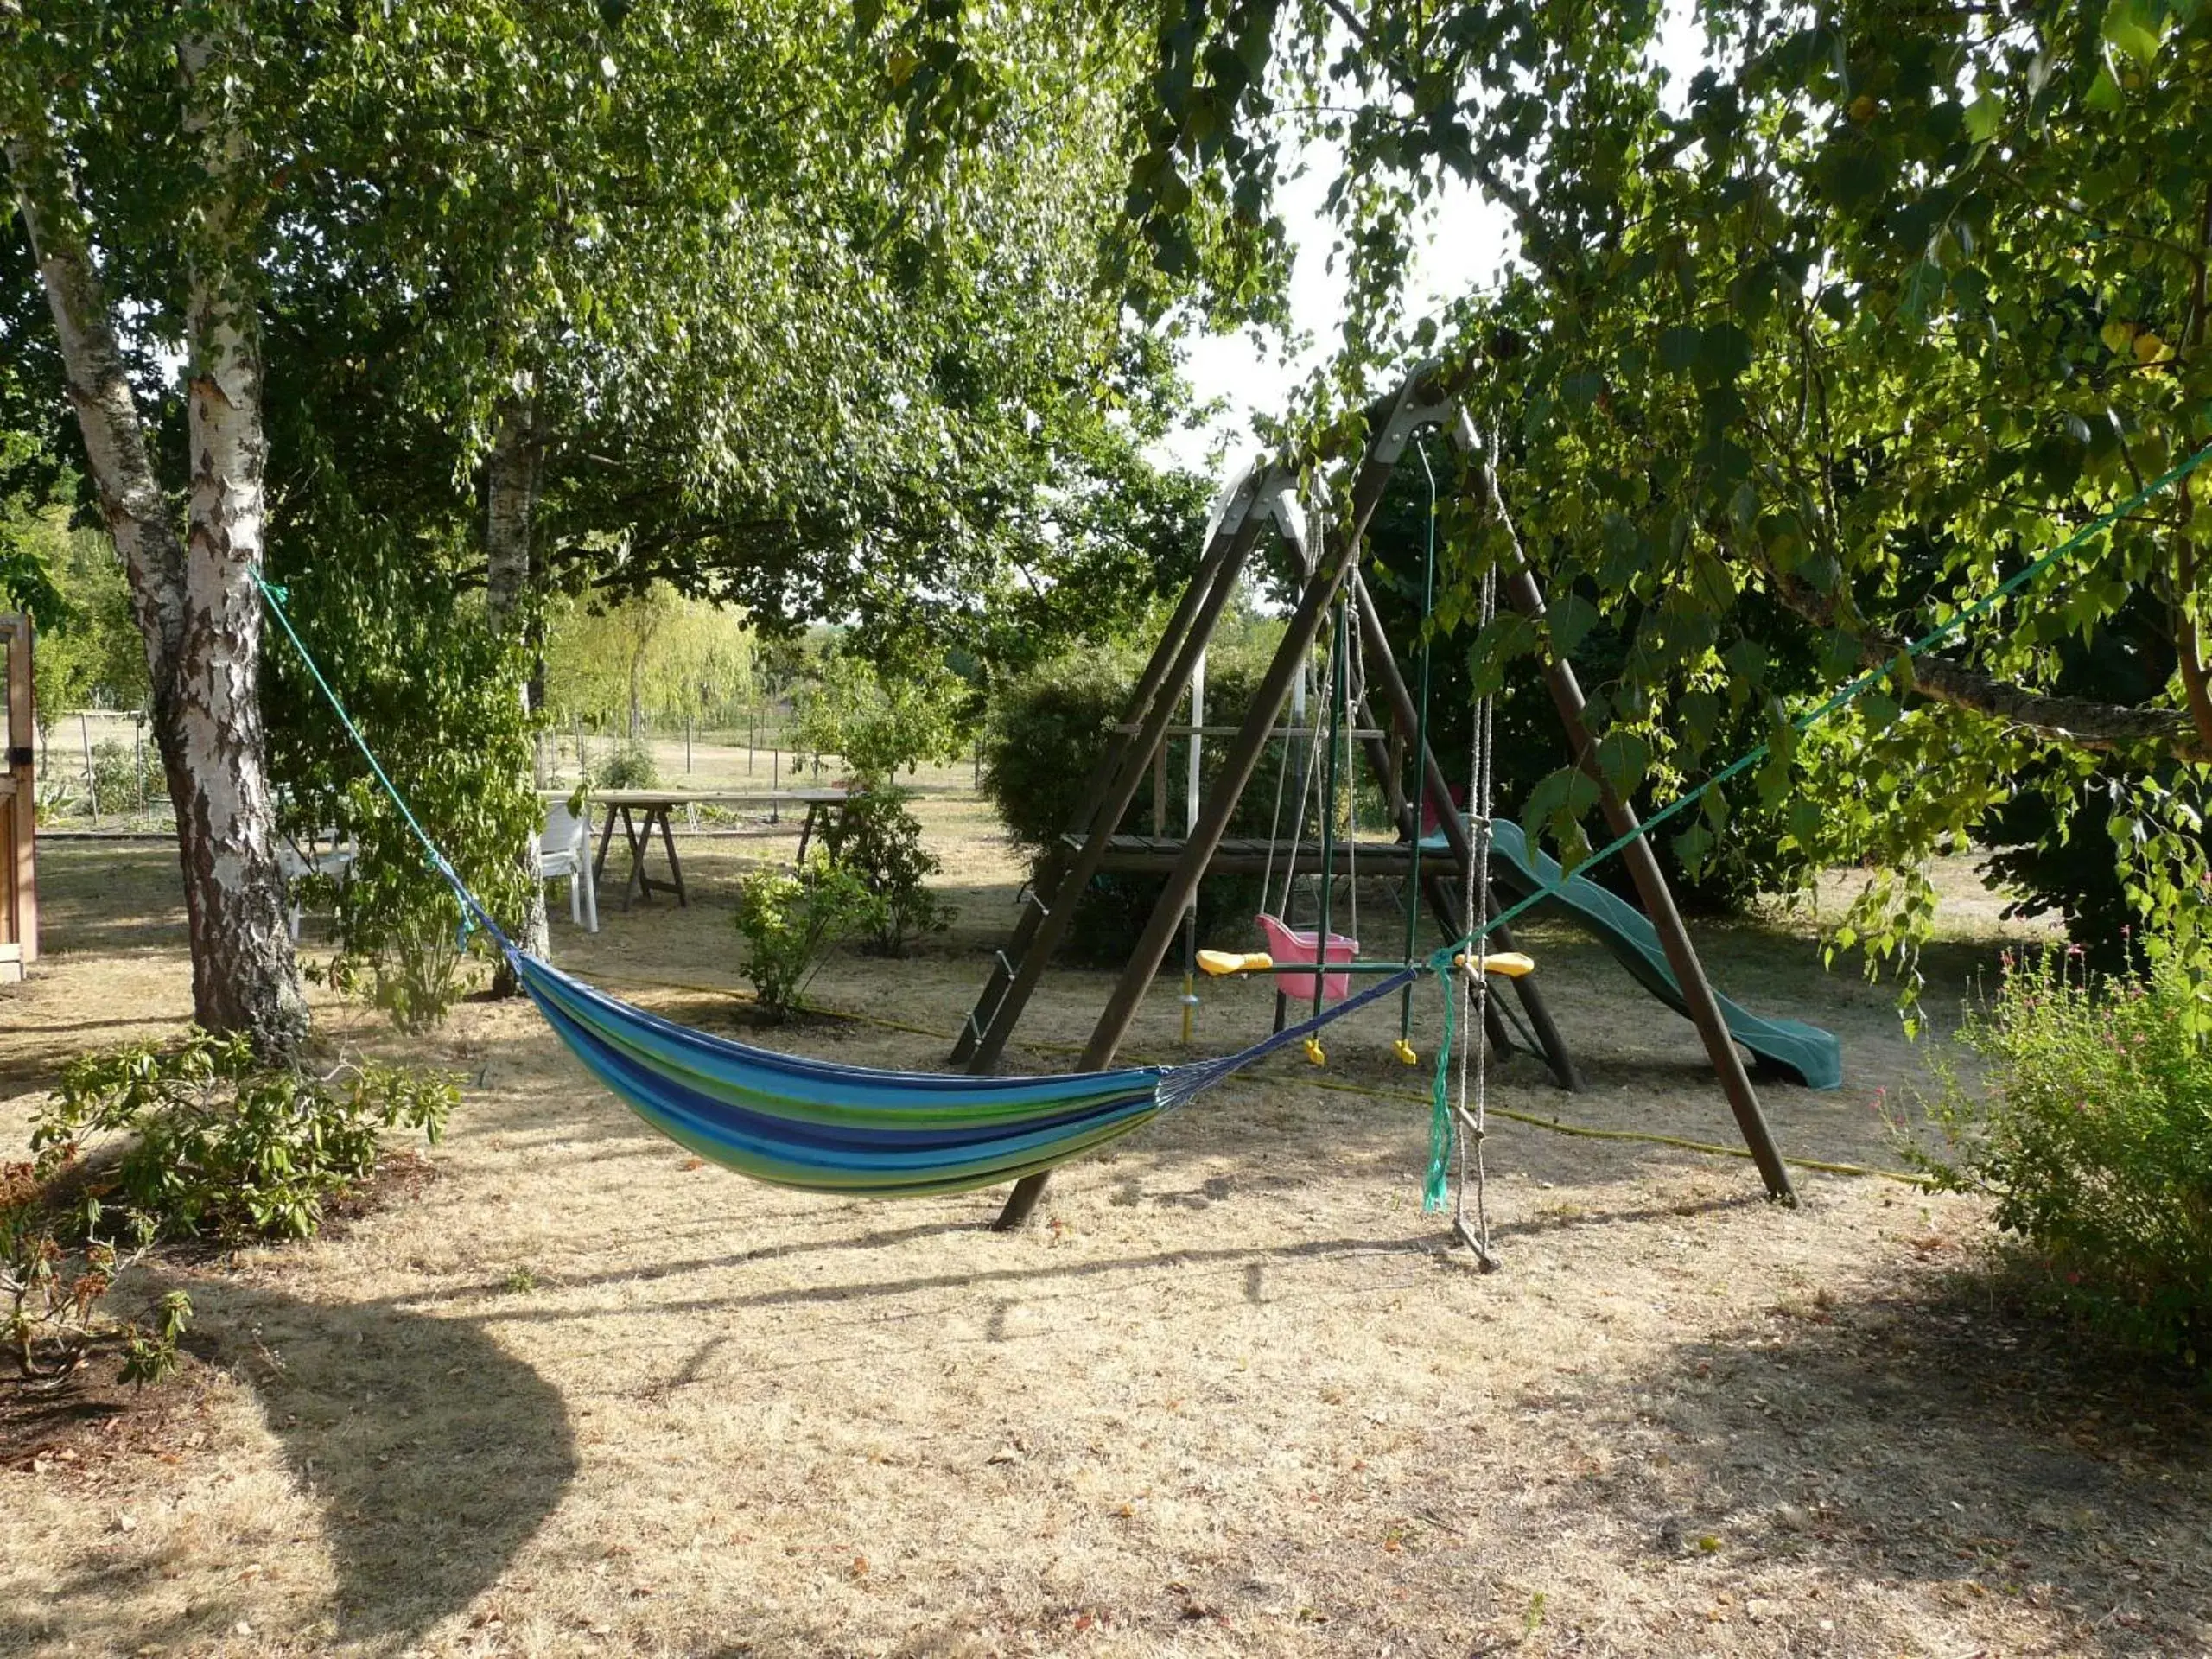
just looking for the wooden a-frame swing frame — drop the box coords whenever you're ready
[953,365,1796,1230]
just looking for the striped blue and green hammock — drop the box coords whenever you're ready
[258,567,1421,1197]
[509,947,1415,1197]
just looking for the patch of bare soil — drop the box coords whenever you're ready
[1,1352,226,1478]
[1,826,2203,1659]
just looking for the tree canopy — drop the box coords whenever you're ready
[1126,0,2212,968]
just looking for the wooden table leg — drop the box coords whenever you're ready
[593,802,620,885]
[620,805,651,909]
[795,801,817,861]
[657,807,686,906]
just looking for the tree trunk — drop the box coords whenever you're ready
[175,264,310,1052]
[7,102,308,1055]
[486,396,550,975]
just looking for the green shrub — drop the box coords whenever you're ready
[317,903,480,1033]
[2,1155,191,1386]
[264,529,538,1023]
[734,856,876,1019]
[592,736,661,791]
[982,648,1315,964]
[86,738,159,816]
[830,789,952,956]
[1908,945,2212,1361]
[34,1030,457,1243]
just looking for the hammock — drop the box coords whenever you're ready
[253,582,1438,1199]
[511,948,1416,1196]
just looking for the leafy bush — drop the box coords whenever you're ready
[796,648,969,779]
[591,735,661,791]
[317,908,478,1035]
[830,789,952,956]
[264,518,538,1028]
[3,1156,188,1384]
[85,738,159,816]
[1357,462,1815,913]
[1,1184,192,1387]
[1907,946,2212,1361]
[734,857,876,1019]
[982,646,1302,964]
[34,1030,457,1243]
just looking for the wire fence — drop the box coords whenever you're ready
[38,705,988,833]
[36,709,168,831]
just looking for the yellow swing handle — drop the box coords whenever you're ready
[1452,950,1536,980]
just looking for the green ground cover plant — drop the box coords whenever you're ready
[1910,943,2212,1363]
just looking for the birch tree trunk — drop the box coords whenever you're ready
[5,53,308,1055]
[487,396,551,971]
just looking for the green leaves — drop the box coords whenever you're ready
[2101,0,2168,67]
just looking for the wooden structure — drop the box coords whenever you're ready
[954,367,1796,1230]
[0,615,37,980]
[563,787,858,908]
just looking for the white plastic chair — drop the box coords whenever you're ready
[539,800,599,933]
[276,832,357,943]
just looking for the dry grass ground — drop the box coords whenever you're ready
[3,800,2208,1659]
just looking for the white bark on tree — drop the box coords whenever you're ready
[5,49,308,1053]
[487,396,551,969]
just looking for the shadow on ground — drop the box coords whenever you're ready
[0,1277,575,1656]
[195,1278,578,1646]
[1548,1263,2212,1655]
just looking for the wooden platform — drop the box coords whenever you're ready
[1065,831,1449,877]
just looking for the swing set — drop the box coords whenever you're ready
[955,365,1834,1246]
[251,353,2212,1263]
[1188,423,1534,1070]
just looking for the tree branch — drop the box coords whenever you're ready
[3,127,188,675]
[1764,566,2210,761]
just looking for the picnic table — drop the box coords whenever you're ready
[550,788,857,909]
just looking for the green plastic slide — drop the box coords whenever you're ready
[1424,819,1844,1090]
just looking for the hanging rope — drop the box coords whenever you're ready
[1270,620,1338,925]
[1424,435,1501,1256]
[1344,597,1364,954]
[1400,439,1440,1054]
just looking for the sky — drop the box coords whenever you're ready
[1154,157,1518,476]
[1159,4,1706,480]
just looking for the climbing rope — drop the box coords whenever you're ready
[1400,439,1440,1056]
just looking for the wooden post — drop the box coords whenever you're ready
[993,384,1435,1230]
[3,617,37,968]
[79,710,97,825]
[1460,476,1796,1201]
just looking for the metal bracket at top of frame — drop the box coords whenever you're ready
[1205,458,1301,544]
[1372,359,1457,467]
